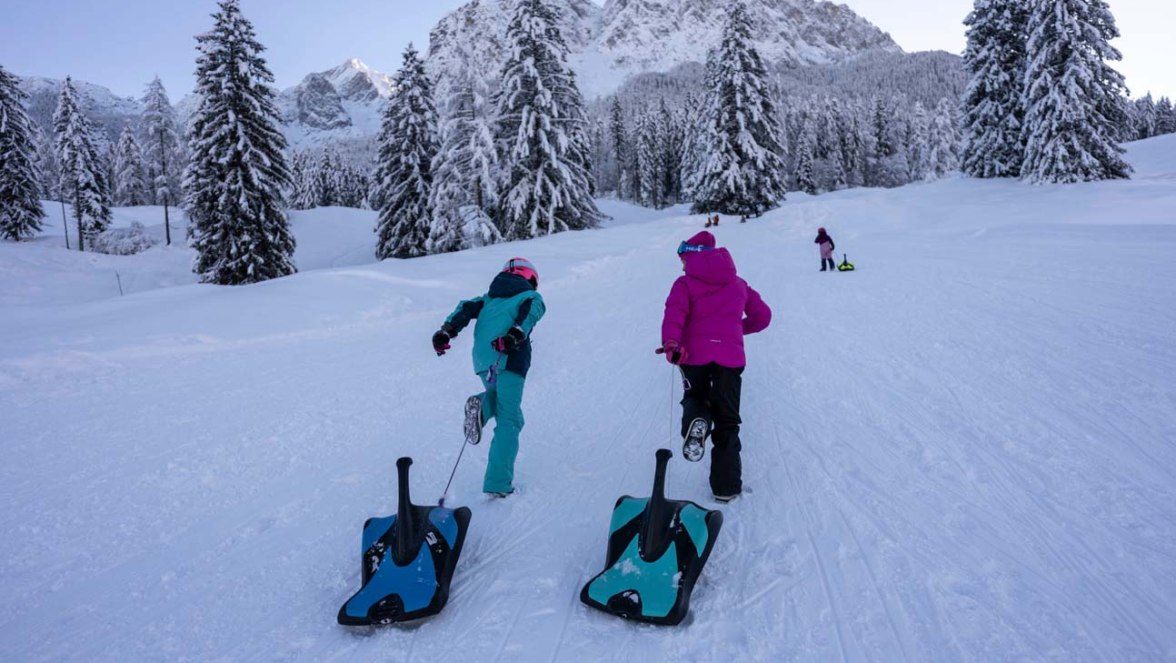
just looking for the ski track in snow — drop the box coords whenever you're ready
[2,138,1176,661]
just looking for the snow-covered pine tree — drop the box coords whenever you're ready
[794,121,818,195]
[314,149,338,207]
[184,0,296,284]
[494,0,601,238]
[373,44,438,259]
[32,123,59,201]
[567,73,599,202]
[287,151,307,209]
[1156,97,1176,136]
[866,95,913,187]
[660,101,684,205]
[54,76,111,251]
[636,109,663,208]
[691,2,787,216]
[929,98,961,178]
[907,101,931,181]
[292,151,322,210]
[589,116,613,199]
[0,65,46,241]
[428,37,501,253]
[140,76,184,244]
[961,0,1029,178]
[112,126,149,206]
[680,67,716,203]
[836,105,866,187]
[610,97,633,200]
[1130,94,1157,140]
[1021,0,1131,183]
[335,160,368,209]
[814,98,846,190]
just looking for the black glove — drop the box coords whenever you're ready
[433,324,455,356]
[491,326,527,354]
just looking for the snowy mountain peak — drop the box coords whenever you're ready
[320,58,395,103]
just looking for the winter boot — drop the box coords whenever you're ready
[683,417,710,462]
[463,394,485,445]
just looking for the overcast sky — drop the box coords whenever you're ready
[0,0,1171,101]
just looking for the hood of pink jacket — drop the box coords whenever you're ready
[682,247,737,286]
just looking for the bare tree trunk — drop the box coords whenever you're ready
[60,199,70,250]
[164,198,171,246]
[74,192,84,252]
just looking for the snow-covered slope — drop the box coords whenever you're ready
[2,135,1174,661]
[429,0,901,98]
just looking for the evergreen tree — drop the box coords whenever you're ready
[907,101,931,181]
[54,76,111,251]
[335,160,368,209]
[314,149,338,207]
[184,0,296,284]
[1156,97,1176,136]
[691,2,787,216]
[494,0,601,239]
[112,126,149,206]
[660,101,684,205]
[287,151,308,210]
[679,83,713,202]
[292,150,322,210]
[1131,94,1157,140]
[636,109,663,208]
[961,0,1030,178]
[0,65,46,241]
[610,97,632,200]
[865,95,909,187]
[373,44,438,259]
[929,98,961,177]
[429,38,501,253]
[140,76,184,244]
[1021,0,1131,183]
[837,106,866,187]
[794,122,818,195]
[32,122,60,201]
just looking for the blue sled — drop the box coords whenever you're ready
[338,457,471,626]
[580,449,723,625]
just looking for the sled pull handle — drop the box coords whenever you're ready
[395,457,417,565]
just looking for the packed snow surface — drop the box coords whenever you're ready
[2,136,1175,661]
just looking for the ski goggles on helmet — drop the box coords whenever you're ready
[503,257,539,287]
[677,241,712,255]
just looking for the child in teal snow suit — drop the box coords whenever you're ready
[432,258,546,497]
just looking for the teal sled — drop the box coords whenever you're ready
[580,449,723,625]
[338,457,472,626]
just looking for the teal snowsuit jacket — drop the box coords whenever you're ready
[445,272,546,377]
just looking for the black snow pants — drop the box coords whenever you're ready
[680,363,744,496]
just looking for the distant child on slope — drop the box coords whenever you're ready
[815,227,836,272]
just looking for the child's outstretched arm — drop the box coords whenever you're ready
[444,296,487,335]
[742,285,772,335]
[515,294,546,335]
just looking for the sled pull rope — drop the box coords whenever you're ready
[670,364,677,447]
[439,433,469,507]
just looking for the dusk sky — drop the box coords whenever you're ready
[0,0,1171,100]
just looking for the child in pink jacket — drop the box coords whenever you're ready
[815,227,836,272]
[658,231,772,502]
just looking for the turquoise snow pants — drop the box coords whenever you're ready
[478,369,526,493]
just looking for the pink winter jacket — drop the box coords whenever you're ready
[661,233,772,368]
